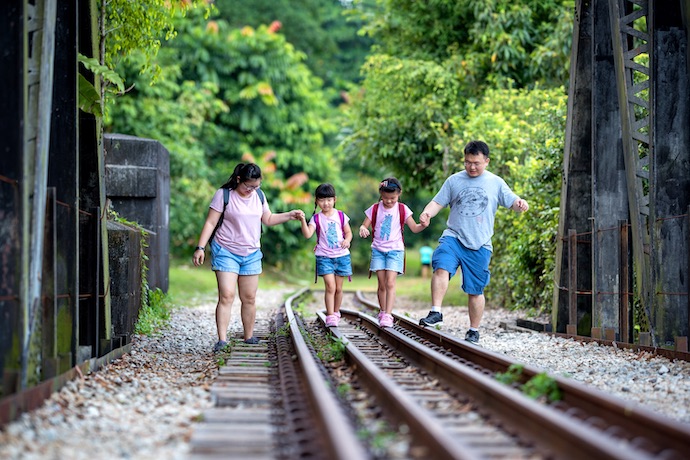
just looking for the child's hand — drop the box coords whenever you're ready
[419,212,430,225]
[341,240,351,249]
[291,209,305,220]
[359,225,370,238]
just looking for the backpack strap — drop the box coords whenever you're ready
[339,210,351,282]
[313,213,320,283]
[210,188,230,244]
[399,202,406,274]
[368,203,379,279]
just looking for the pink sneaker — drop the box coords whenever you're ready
[325,314,339,327]
[377,311,384,322]
[379,313,394,328]
[335,311,341,318]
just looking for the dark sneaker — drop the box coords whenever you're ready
[244,337,260,344]
[213,340,228,353]
[419,311,443,326]
[465,329,480,343]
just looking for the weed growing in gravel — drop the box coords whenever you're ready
[522,373,562,402]
[135,288,172,335]
[337,383,351,397]
[495,364,524,385]
[270,324,291,338]
[495,364,562,402]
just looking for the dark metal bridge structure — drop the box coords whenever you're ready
[554,0,690,350]
[1,0,169,425]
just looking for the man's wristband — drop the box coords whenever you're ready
[195,246,205,251]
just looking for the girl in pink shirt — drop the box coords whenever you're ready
[359,178,427,327]
[193,163,304,352]
[299,183,353,327]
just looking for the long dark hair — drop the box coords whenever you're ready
[221,163,262,189]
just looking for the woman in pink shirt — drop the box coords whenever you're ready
[193,163,304,352]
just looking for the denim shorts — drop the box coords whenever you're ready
[431,236,491,295]
[369,248,405,275]
[316,254,352,277]
[210,240,263,275]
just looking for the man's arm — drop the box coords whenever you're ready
[419,200,444,226]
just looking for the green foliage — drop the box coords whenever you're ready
[107,9,342,259]
[104,0,190,80]
[78,54,125,116]
[345,0,573,192]
[495,363,524,384]
[214,0,374,91]
[343,55,461,190]
[521,372,562,402]
[319,334,347,362]
[452,88,566,313]
[134,288,173,336]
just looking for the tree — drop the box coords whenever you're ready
[214,0,374,92]
[344,0,573,190]
[107,9,341,260]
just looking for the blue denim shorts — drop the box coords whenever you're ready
[370,248,405,275]
[316,254,352,277]
[211,240,263,275]
[431,236,491,295]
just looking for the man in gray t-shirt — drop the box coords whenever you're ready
[418,140,529,343]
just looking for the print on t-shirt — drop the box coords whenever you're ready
[326,221,339,249]
[458,187,489,217]
[380,214,392,241]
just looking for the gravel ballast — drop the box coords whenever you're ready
[1,288,688,459]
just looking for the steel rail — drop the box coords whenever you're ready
[318,310,480,460]
[341,308,654,460]
[283,288,369,460]
[353,291,690,457]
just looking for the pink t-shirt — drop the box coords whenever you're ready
[210,188,269,256]
[308,210,350,258]
[364,202,413,252]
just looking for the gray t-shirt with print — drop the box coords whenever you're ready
[432,170,518,252]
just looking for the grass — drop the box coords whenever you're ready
[168,255,468,308]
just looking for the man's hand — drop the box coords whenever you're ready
[512,199,529,212]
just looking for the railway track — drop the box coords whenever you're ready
[189,288,690,459]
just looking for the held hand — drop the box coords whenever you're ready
[291,209,305,220]
[359,226,370,238]
[419,212,430,225]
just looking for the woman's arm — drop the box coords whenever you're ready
[262,209,304,226]
[192,208,222,266]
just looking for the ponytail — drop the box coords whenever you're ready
[221,163,262,190]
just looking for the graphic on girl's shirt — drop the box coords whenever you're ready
[380,214,393,241]
[326,221,339,248]
[458,187,489,217]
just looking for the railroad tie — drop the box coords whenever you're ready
[189,334,276,459]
